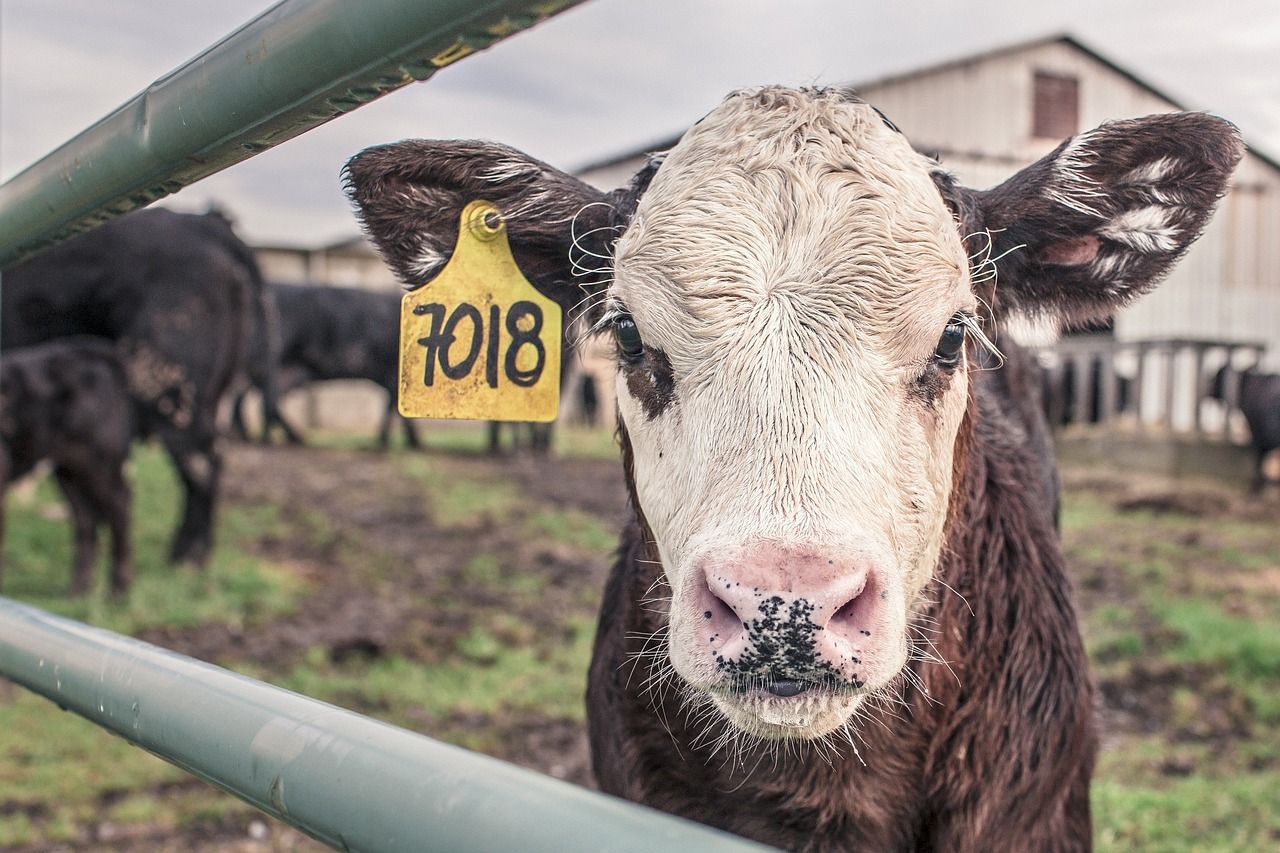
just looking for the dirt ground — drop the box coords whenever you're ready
[9,438,1278,851]
[133,442,628,852]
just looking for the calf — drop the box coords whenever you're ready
[346,88,1240,850]
[2,208,267,565]
[229,282,418,450]
[0,339,134,596]
[1210,365,1280,490]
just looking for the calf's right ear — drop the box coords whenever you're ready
[343,140,621,299]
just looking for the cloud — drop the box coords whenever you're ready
[3,0,1277,245]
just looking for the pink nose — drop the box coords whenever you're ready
[695,546,883,686]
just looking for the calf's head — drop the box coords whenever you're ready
[346,87,1240,739]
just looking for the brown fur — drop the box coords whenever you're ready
[344,98,1243,853]
[589,346,1095,851]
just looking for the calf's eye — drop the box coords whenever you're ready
[614,315,645,362]
[933,315,967,366]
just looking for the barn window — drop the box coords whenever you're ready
[1032,72,1079,140]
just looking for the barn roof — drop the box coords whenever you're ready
[576,33,1280,177]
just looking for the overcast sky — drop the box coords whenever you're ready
[2,0,1278,247]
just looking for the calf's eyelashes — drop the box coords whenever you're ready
[932,314,968,367]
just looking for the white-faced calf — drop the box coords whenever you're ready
[346,88,1240,851]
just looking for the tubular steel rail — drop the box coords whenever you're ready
[0,2,769,849]
[0,598,765,852]
[0,0,587,267]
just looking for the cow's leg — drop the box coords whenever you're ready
[377,396,394,451]
[1252,447,1269,494]
[229,389,252,442]
[160,429,220,566]
[54,467,99,595]
[0,463,8,591]
[487,421,502,455]
[401,415,421,450]
[264,404,305,446]
[275,409,306,446]
[84,466,134,597]
[532,423,553,456]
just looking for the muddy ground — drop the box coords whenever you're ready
[9,439,1279,851]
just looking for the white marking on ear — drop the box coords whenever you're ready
[1090,251,1130,281]
[407,243,446,280]
[1147,187,1185,206]
[479,159,539,183]
[1047,130,1108,218]
[1099,206,1180,253]
[1122,156,1178,186]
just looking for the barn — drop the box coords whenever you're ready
[242,34,1279,447]
[576,34,1280,440]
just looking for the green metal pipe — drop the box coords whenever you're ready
[0,0,588,268]
[0,596,768,852]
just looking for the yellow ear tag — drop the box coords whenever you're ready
[398,200,561,422]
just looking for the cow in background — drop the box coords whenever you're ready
[0,339,134,596]
[229,282,420,450]
[2,208,270,565]
[1210,364,1280,491]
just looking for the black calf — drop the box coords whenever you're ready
[0,339,134,596]
[3,208,261,565]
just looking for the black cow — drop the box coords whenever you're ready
[229,282,420,450]
[0,339,134,596]
[2,208,269,564]
[1042,353,1133,427]
[1210,365,1280,490]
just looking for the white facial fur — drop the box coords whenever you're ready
[609,88,975,739]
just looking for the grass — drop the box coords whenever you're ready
[1061,484,1280,851]
[523,507,616,553]
[1,444,302,634]
[0,688,190,844]
[0,432,618,848]
[1158,598,1280,681]
[256,616,596,752]
[3,441,1278,849]
[0,443,310,846]
[1094,771,1280,852]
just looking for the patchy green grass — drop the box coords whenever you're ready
[554,425,620,461]
[0,444,315,847]
[0,434,620,848]
[1061,481,1280,851]
[4,443,1278,850]
[0,685,260,847]
[1158,598,1280,681]
[1094,770,1280,852]
[398,454,519,527]
[1,444,301,634]
[523,507,616,554]
[253,616,596,751]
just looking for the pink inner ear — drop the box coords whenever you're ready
[1041,234,1100,265]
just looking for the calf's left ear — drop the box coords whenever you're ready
[941,112,1243,325]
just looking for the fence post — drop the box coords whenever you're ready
[0,0,590,267]
[0,596,769,853]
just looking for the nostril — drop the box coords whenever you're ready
[829,574,874,634]
[704,579,738,623]
[832,597,858,624]
[699,576,745,650]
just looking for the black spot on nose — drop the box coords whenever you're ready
[765,679,809,698]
